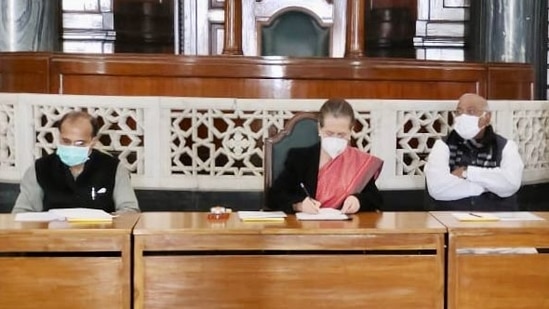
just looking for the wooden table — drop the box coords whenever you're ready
[0,213,140,309]
[432,212,549,309]
[133,212,446,309]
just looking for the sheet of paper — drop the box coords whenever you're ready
[451,212,545,222]
[451,212,500,222]
[491,212,545,221]
[296,208,349,221]
[14,212,64,222]
[48,208,114,222]
[237,211,287,222]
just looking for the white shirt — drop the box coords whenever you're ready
[424,138,524,201]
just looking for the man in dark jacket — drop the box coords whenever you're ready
[424,93,523,210]
[12,111,139,213]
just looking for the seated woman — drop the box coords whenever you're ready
[268,98,383,214]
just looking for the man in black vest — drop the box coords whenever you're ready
[12,111,139,213]
[424,93,524,211]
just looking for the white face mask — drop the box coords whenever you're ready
[453,114,484,140]
[321,136,348,159]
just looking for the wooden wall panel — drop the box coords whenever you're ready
[487,65,534,99]
[0,52,533,100]
[0,53,50,93]
[56,76,482,99]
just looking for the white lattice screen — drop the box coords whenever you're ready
[0,94,547,190]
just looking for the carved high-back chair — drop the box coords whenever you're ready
[261,10,330,57]
[264,112,319,209]
[242,0,345,57]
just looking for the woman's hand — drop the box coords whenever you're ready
[293,197,321,213]
[340,195,360,214]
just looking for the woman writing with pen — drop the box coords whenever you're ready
[267,98,384,214]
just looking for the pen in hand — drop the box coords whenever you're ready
[299,182,320,214]
[299,182,312,199]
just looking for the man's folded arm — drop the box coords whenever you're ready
[467,140,524,198]
[425,140,484,201]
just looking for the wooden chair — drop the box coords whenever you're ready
[242,0,345,57]
[264,112,319,208]
[260,10,330,57]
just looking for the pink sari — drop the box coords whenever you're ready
[316,147,383,208]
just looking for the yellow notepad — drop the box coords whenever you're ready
[237,211,287,222]
[240,217,286,222]
[67,217,114,223]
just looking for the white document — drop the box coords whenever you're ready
[451,212,500,222]
[491,212,545,221]
[237,211,287,221]
[14,212,64,222]
[48,208,114,222]
[451,211,545,222]
[296,208,349,221]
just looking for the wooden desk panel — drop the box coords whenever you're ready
[0,213,139,309]
[432,212,549,309]
[143,255,440,309]
[455,255,549,309]
[134,212,446,309]
[0,258,124,309]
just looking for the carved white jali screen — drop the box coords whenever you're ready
[168,104,374,178]
[169,108,292,177]
[396,110,452,176]
[1,94,547,190]
[513,108,549,171]
[0,95,17,173]
[33,105,145,174]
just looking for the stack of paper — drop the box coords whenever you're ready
[14,212,64,222]
[49,208,114,222]
[15,208,114,222]
[237,211,287,222]
[296,208,350,221]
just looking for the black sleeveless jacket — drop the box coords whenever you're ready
[426,127,518,211]
[35,149,118,212]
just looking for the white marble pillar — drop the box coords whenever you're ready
[0,0,59,51]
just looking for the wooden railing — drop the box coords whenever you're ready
[0,52,534,99]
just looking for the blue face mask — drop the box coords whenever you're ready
[56,145,90,167]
